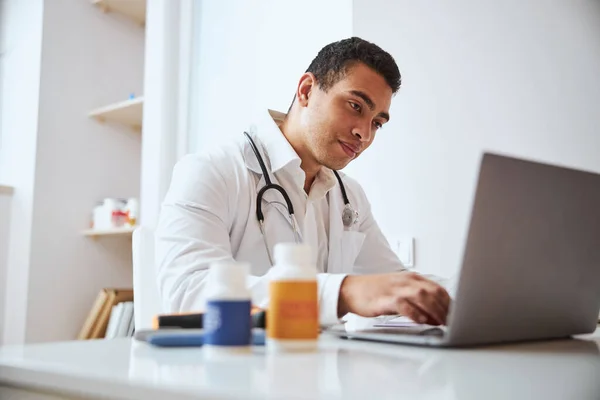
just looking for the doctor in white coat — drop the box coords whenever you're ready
[156,37,451,327]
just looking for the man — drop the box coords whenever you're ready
[156,37,450,327]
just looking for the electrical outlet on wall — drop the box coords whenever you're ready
[391,237,415,268]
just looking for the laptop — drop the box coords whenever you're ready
[330,153,600,347]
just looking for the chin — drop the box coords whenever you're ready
[322,158,350,171]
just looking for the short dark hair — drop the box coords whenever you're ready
[306,37,401,94]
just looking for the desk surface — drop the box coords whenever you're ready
[1,328,599,400]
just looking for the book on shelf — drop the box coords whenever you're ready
[105,302,124,339]
[78,288,134,340]
[127,309,135,337]
[105,301,134,339]
[116,301,134,338]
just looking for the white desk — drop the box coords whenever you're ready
[0,328,599,400]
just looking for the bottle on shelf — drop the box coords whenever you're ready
[125,198,139,227]
[90,197,138,230]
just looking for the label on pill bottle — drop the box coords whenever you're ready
[203,300,251,346]
[268,281,318,340]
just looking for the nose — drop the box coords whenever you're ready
[352,121,373,143]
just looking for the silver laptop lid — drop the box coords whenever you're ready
[446,153,600,346]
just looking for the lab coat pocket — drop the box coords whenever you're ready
[340,231,366,273]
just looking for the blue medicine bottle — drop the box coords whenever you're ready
[203,261,252,354]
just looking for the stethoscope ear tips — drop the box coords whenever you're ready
[342,204,359,228]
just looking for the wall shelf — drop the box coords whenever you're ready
[89,97,144,132]
[92,0,147,26]
[82,226,136,238]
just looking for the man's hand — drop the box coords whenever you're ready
[338,272,451,325]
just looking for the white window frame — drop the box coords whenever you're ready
[140,0,196,228]
[0,0,6,158]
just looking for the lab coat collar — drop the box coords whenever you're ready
[244,109,301,176]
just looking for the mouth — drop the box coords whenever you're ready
[339,141,359,158]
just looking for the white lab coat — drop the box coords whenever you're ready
[155,110,409,325]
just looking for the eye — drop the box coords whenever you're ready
[349,101,361,113]
[373,121,383,130]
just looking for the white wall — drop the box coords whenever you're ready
[1,0,143,344]
[189,0,353,151]
[22,0,144,343]
[347,0,600,277]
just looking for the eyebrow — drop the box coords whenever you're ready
[349,90,390,122]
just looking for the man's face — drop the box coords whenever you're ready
[299,63,393,171]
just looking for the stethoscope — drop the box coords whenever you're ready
[244,131,359,266]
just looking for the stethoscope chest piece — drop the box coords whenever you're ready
[342,203,359,228]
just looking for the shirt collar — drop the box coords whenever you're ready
[309,167,337,202]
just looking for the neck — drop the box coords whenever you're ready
[279,111,321,194]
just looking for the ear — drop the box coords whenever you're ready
[296,72,316,107]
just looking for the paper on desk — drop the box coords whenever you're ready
[372,315,422,328]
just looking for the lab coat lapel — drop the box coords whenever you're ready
[243,136,299,237]
[257,176,302,239]
[327,186,345,274]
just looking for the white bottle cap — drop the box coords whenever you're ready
[274,243,313,267]
[208,261,250,294]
